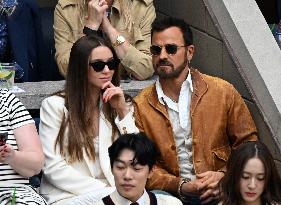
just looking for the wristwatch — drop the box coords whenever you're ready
[113,35,125,47]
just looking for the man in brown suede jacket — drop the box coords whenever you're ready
[134,17,257,205]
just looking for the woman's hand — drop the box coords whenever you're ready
[84,0,108,30]
[102,81,130,119]
[0,144,15,164]
[101,11,113,33]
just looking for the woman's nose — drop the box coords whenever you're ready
[102,65,110,72]
[248,178,257,189]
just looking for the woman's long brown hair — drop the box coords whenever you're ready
[55,35,120,163]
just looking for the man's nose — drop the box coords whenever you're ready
[124,168,133,179]
[159,47,168,59]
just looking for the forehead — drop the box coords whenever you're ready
[152,26,185,45]
[243,158,265,174]
[115,149,135,163]
[90,46,113,60]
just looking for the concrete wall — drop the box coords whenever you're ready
[154,0,281,172]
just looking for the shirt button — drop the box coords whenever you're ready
[171,145,176,150]
[122,127,127,134]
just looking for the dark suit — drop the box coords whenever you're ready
[7,0,46,82]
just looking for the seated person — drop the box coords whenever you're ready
[94,132,183,205]
[54,0,156,80]
[219,141,281,205]
[0,0,45,82]
[0,89,46,204]
[134,17,258,205]
[39,35,139,205]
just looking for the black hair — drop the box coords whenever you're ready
[219,141,281,205]
[108,133,159,171]
[151,17,193,46]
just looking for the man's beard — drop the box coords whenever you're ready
[154,56,188,79]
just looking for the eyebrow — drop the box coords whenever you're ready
[89,57,114,63]
[114,159,133,164]
[114,159,141,166]
[243,171,265,175]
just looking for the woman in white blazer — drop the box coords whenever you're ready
[39,35,139,205]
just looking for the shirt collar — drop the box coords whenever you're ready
[113,189,146,205]
[156,70,193,105]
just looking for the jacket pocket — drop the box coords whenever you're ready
[211,145,231,171]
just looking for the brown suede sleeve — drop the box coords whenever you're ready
[146,165,181,194]
[226,84,258,147]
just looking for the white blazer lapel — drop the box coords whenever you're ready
[83,150,96,177]
[98,112,115,186]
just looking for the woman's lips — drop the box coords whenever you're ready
[100,77,111,81]
[245,192,257,197]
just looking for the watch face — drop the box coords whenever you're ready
[118,35,125,43]
[115,35,125,46]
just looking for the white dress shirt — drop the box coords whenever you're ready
[155,73,196,180]
[94,190,183,205]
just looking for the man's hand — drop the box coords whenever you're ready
[181,178,208,196]
[197,171,224,204]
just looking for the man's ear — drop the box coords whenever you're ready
[187,45,194,61]
[148,165,155,179]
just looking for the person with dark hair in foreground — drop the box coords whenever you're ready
[134,17,258,205]
[94,133,183,205]
[219,141,281,205]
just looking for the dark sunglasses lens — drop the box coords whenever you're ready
[90,61,106,72]
[107,59,118,70]
[150,45,161,55]
[90,59,119,72]
[165,44,178,54]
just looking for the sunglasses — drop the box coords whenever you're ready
[89,59,120,72]
[150,44,186,56]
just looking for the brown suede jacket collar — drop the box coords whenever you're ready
[147,68,208,117]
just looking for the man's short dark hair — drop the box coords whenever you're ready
[151,17,193,46]
[108,133,158,171]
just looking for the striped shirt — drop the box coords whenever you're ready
[0,88,34,185]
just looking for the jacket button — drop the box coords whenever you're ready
[171,145,176,150]
[122,127,127,134]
